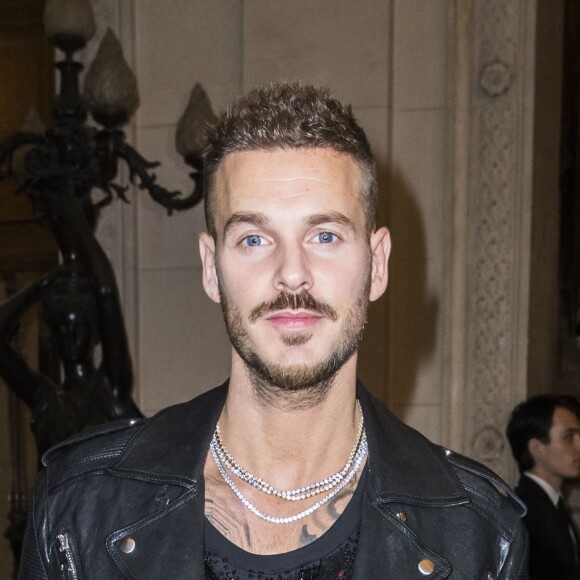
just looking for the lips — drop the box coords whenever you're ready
[265,310,323,330]
[249,291,338,323]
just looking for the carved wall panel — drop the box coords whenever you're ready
[447,0,536,482]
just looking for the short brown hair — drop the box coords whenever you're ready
[203,82,377,238]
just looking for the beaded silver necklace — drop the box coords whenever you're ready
[209,401,368,524]
[212,400,365,501]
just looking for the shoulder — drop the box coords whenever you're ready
[514,474,545,500]
[40,383,228,489]
[443,447,527,527]
[514,476,555,522]
[39,417,147,489]
[41,418,142,467]
[41,384,227,468]
[358,383,526,533]
[439,449,529,577]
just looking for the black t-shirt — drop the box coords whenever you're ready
[204,467,366,580]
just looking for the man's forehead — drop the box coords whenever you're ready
[213,148,363,215]
[552,406,580,430]
[217,147,359,181]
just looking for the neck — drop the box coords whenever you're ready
[245,365,335,412]
[220,352,360,490]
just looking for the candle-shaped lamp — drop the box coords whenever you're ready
[43,0,96,53]
[83,29,140,128]
[176,83,217,164]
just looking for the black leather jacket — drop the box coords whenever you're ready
[19,382,528,579]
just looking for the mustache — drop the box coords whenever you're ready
[249,291,338,323]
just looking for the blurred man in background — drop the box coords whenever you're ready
[507,394,580,580]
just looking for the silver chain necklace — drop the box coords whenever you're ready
[212,400,365,501]
[209,402,368,524]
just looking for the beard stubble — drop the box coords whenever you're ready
[218,270,371,410]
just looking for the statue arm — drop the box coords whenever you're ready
[0,277,51,407]
[0,277,47,334]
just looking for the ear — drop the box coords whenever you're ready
[528,437,546,463]
[199,232,221,304]
[368,227,391,302]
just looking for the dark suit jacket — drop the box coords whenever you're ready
[516,475,580,579]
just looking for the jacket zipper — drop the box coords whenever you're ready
[57,533,79,580]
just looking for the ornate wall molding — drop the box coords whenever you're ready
[445,0,536,482]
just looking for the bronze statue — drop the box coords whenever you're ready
[0,35,210,458]
[0,182,142,458]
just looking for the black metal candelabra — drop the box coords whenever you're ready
[0,8,215,576]
[0,33,210,221]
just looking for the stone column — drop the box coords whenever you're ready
[444,0,537,483]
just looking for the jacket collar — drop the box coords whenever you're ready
[110,383,228,487]
[111,380,468,507]
[356,383,469,506]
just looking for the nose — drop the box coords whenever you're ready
[273,240,313,294]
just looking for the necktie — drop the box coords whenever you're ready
[558,497,580,563]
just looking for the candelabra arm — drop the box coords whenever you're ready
[117,141,203,214]
[0,133,48,182]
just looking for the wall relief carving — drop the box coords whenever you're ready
[448,0,536,482]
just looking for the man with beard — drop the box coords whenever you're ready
[19,83,527,579]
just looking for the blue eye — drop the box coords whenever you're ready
[243,235,263,247]
[317,232,336,244]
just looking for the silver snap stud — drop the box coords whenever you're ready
[395,512,407,522]
[120,537,136,554]
[487,573,494,580]
[418,559,435,575]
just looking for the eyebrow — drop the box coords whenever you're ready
[223,212,270,237]
[222,210,357,237]
[306,212,356,232]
